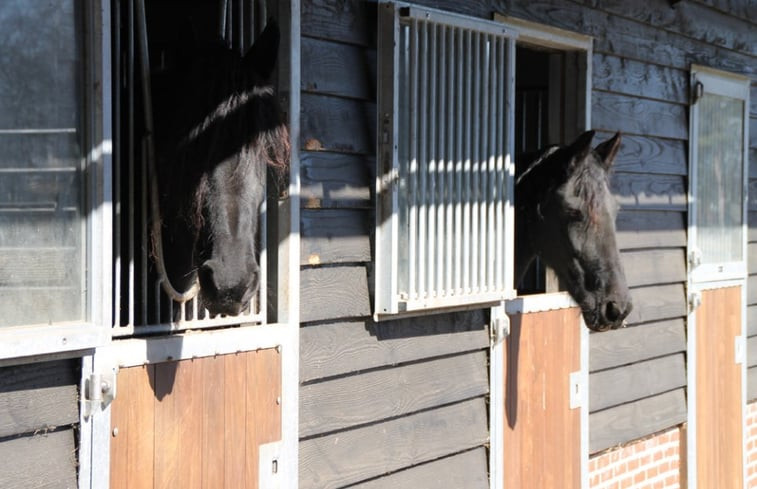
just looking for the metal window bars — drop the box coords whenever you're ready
[111,0,269,336]
[375,3,516,317]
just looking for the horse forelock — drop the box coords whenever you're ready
[571,158,613,230]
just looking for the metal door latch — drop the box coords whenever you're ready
[688,291,702,312]
[259,441,283,488]
[82,371,117,419]
[569,371,583,409]
[490,304,510,346]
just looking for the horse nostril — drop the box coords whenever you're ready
[605,301,622,322]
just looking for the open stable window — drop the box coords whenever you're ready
[688,65,750,283]
[0,1,110,358]
[375,3,516,317]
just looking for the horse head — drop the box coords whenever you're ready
[515,130,632,331]
[157,20,288,317]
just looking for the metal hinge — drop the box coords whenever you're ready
[259,440,283,488]
[82,370,117,419]
[569,371,583,410]
[688,291,702,313]
[490,304,510,346]
[688,248,702,269]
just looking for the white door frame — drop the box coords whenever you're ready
[685,64,750,489]
[490,15,593,489]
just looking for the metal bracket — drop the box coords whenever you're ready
[259,440,284,488]
[82,370,117,419]
[688,248,702,269]
[688,291,702,313]
[569,371,583,410]
[490,304,510,346]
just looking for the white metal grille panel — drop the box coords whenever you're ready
[376,3,515,317]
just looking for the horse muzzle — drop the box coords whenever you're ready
[584,299,632,332]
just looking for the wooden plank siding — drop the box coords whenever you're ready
[0,359,79,488]
[298,2,757,485]
[298,2,493,487]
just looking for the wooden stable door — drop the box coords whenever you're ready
[110,349,281,489]
[695,286,744,489]
[503,307,582,489]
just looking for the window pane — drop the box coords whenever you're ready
[696,93,744,265]
[0,1,86,327]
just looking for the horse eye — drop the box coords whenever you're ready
[566,208,584,221]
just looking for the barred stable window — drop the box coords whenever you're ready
[375,3,516,317]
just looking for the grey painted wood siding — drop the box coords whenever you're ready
[0,359,80,488]
[299,0,757,480]
[299,2,491,487]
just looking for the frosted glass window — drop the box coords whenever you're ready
[0,1,87,327]
[695,93,744,265]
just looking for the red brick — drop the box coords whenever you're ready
[634,470,646,484]
[664,474,678,485]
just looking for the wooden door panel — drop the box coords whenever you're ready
[696,286,743,489]
[110,349,281,489]
[503,307,582,489]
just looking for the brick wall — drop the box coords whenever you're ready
[747,401,757,488]
[589,426,683,489]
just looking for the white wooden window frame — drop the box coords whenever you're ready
[0,1,112,362]
[491,14,593,489]
[375,2,517,320]
[687,65,750,284]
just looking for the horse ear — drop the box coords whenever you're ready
[594,132,622,170]
[567,130,595,166]
[245,19,280,80]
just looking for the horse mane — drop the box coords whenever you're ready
[162,59,290,231]
[515,144,610,229]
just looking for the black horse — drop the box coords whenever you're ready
[154,20,288,317]
[515,130,632,331]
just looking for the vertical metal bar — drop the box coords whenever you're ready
[437,25,447,296]
[258,0,267,34]
[219,0,228,41]
[504,38,517,294]
[140,139,148,325]
[470,31,480,294]
[237,0,244,54]
[455,28,465,295]
[127,0,135,328]
[480,34,491,291]
[226,0,233,47]
[408,19,418,300]
[113,0,122,328]
[445,26,455,295]
[427,24,437,298]
[259,196,268,321]
[496,37,506,291]
[154,279,160,324]
[417,21,428,300]
[487,34,497,292]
